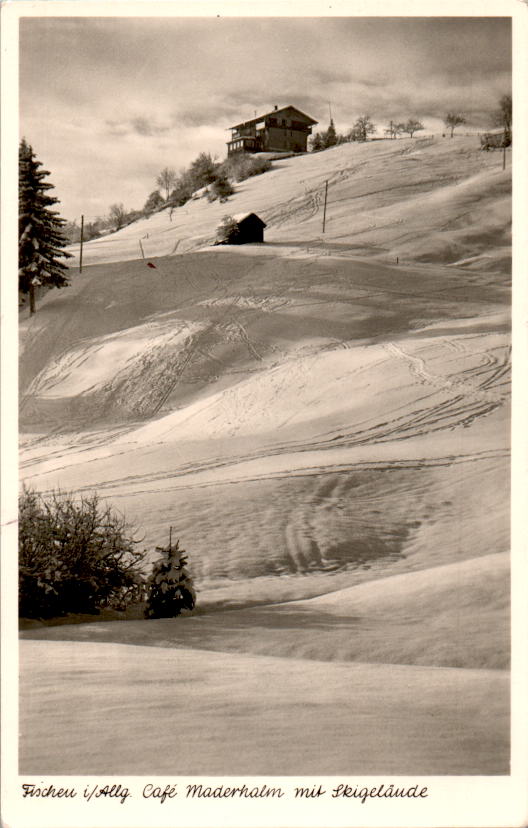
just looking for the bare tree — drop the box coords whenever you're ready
[494,94,512,144]
[444,113,466,138]
[348,115,376,142]
[156,167,177,201]
[109,203,127,231]
[384,120,401,140]
[400,119,424,138]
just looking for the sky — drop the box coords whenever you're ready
[19,16,511,221]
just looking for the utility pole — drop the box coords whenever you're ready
[79,215,84,273]
[322,180,329,234]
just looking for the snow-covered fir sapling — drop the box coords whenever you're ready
[144,529,196,619]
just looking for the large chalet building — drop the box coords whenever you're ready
[227,105,318,156]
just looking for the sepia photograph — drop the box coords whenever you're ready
[2,2,527,826]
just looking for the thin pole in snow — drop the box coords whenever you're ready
[322,180,329,234]
[29,282,36,314]
[503,143,506,171]
[139,239,145,260]
[79,215,84,273]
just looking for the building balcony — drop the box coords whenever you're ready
[227,135,263,155]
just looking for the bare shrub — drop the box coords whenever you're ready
[215,215,240,244]
[19,488,146,618]
[208,175,235,202]
[220,153,271,182]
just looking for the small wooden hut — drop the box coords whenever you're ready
[216,213,266,245]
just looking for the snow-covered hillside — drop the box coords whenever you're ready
[66,135,511,271]
[19,135,511,775]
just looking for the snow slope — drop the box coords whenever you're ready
[20,640,508,776]
[19,135,511,775]
[64,136,511,271]
[21,552,509,670]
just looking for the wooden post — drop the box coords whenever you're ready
[139,239,145,260]
[503,143,506,171]
[322,180,329,234]
[29,282,36,314]
[79,214,84,273]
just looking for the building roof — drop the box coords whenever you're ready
[232,212,267,227]
[228,105,318,130]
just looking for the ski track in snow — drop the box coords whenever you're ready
[19,326,510,583]
[17,137,512,779]
[19,135,510,592]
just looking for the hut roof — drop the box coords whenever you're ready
[232,212,267,228]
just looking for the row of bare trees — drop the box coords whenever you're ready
[310,112,446,150]
[311,96,511,153]
[385,118,424,139]
[310,115,377,150]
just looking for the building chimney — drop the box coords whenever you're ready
[274,105,278,111]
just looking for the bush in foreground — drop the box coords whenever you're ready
[144,533,196,619]
[19,488,146,618]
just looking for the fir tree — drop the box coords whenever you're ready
[309,132,324,152]
[144,532,196,619]
[323,119,337,149]
[19,139,71,312]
